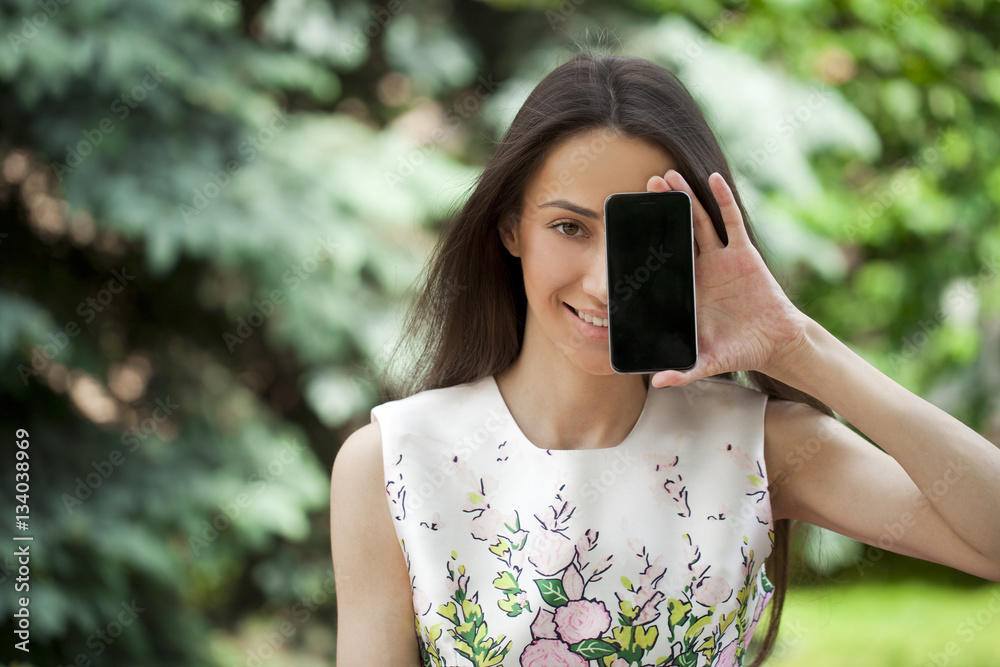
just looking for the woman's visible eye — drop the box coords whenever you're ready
[551,221,585,238]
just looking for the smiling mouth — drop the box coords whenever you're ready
[565,303,609,328]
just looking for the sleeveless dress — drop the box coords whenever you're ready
[371,374,775,667]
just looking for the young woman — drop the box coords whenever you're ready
[330,53,1000,667]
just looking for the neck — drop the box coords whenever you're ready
[494,317,649,450]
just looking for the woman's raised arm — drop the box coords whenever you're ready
[648,169,1000,581]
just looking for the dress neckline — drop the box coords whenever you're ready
[485,374,654,454]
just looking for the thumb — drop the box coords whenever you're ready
[650,358,712,388]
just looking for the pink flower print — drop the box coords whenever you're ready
[574,530,613,583]
[631,560,666,623]
[509,535,531,573]
[743,588,774,652]
[446,568,469,600]
[451,457,492,490]
[461,471,513,542]
[643,452,679,469]
[635,590,665,625]
[530,608,558,640]
[716,640,738,666]
[681,534,702,574]
[528,530,576,576]
[755,496,772,527]
[575,529,599,563]
[470,506,508,542]
[662,475,690,518]
[520,639,588,667]
[553,599,612,645]
[637,560,666,594]
[561,564,585,601]
[412,586,431,615]
[707,502,729,521]
[646,454,679,497]
[535,497,577,533]
[610,660,656,667]
[754,586,773,624]
[692,575,733,607]
[385,471,406,521]
[718,442,754,470]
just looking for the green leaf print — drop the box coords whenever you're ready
[674,650,700,667]
[569,638,618,658]
[684,613,713,643]
[498,592,525,616]
[667,597,691,629]
[534,578,570,607]
[493,571,518,591]
[761,569,774,593]
[439,555,513,666]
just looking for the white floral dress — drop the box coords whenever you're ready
[371,375,774,667]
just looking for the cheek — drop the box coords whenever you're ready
[522,241,577,302]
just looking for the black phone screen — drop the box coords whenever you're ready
[605,190,697,373]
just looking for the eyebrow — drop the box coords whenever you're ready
[538,199,600,220]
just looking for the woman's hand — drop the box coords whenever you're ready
[646,170,809,388]
[643,174,1000,580]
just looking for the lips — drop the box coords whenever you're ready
[564,303,609,340]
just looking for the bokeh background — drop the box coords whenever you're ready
[1,0,999,665]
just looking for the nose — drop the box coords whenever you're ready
[582,238,608,306]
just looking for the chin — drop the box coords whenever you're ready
[562,347,616,376]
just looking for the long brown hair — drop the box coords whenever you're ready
[380,52,828,665]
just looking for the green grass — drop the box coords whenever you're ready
[762,581,1000,666]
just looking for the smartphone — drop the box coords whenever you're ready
[604,190,697,373]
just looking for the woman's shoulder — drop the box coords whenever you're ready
[332,421,384,494]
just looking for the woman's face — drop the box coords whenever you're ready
[500,128,676,375]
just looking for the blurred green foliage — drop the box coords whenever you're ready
[0,0,998,665]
